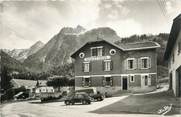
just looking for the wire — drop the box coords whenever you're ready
[156,0,169,23]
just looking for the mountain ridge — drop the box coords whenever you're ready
[3,41,44,62]
[23,26,121,72]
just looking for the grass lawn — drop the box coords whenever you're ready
[91,90,181,115]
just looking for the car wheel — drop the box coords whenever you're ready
[97,98,101,101]
[82,100,87,105]
[71,102,74,105]
[65,101,70,105]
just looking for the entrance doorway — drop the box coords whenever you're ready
[122,77,128,90]
[176,66,181,97]
[169,72,172,90]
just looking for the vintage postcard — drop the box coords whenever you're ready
[0,0,180,117]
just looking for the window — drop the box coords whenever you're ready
[79,52,85,58]
[103,76,113,86]
[103,77,113,86]
[110,49,116,55]
[178,42,181,55]
[128,59,134,69]
[130,75,135,82]
[91,48,97,56]
[103,60,113,71]
[140,57,151,69]
[82,77,91,87]
[126,58,136,70]
[85,78,90,86]
[106,77,111,86]
[97,47,103,56]
[91,46,103,56]
[83,62,90,72]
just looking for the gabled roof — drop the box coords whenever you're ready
[71,39,160,58]
[164,14,181,60]
[117,41,160,51]
[11,79,47,88]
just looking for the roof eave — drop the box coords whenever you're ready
[124,46,160,51]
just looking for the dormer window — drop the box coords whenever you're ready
[91,46,103,56]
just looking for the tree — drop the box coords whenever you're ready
[49,63,74,77]
[47,77,75,91]
[1,66,12,91]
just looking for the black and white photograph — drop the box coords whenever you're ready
[0,0,181,117]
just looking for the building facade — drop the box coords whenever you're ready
[164,14,181,97]
[71,40,160,94]
[11,79,47,97]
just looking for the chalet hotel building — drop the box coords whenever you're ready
[71,39,160,94]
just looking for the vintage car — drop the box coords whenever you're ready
[64,92,91,105]
[75,88,104,101]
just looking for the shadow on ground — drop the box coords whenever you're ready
[91,90,181,115]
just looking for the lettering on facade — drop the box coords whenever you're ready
[84,56,111,61]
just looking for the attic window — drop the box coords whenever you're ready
[91,46,103,56]
[79,52,85,58]
[110,49,116,55]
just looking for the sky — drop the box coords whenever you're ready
[0,0,180,49]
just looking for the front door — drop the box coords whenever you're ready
[169,72,173,90]
[122,77,128,90]
[141,75,149,87]
[176,66,181,97]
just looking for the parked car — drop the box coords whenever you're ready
[75,88,104,101]
[40,92,62,102]
[64,92,91,105]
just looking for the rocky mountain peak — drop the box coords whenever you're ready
[59,25,86,35]
[30,41,44,50]
[3,41,44,62]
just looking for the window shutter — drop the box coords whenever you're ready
[138,58,141,69]
[133,59,137,69]
[82,63,84,72]
[102,61,105,71]
[148,58,151,68]
[110,77,113,86]
[82,78,85,87]
[128,75,131,82]
[89,77,92,87]
[102,47,105,56]
[124,59,128,70]
[148,74,151,86]
[110,61,113,70]
[102,77,106,86]
[89,62,92,72]
[95,48,98,56]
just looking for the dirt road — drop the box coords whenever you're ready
[0,95,179,117]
